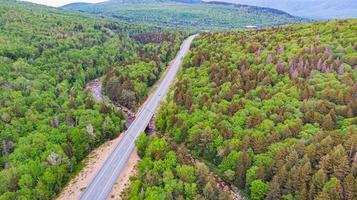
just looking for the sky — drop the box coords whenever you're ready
[22,0,107,7]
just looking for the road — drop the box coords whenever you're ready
[79,34,198,200]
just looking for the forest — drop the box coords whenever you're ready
[63,0,307,30]
[0,1,185,199]
[128,19,357,199]
[102,32,185,109]
[1,0,357,199]
[122,133,232,199]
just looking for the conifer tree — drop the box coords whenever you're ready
[236,151,251,188]
[342,173,356,200]
[322,114,334,130]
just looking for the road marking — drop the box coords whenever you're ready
[79,35,198,200]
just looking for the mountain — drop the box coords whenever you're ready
[204,0,357,19]
[62,0,307,30]
[111,0,202,2]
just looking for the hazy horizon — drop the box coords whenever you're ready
[22,0,107,7]
[205,0,357,19]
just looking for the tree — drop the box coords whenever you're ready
[342,173,356,200]
[127,180,142,199]
[224,170,235,182]
[145,137,168,160]
[18,174,33,189]
[176,165,196,183]
[135,133,149,158]
[184,183,198,199]
[320,145,350,180]
[309,169,327,200]
[332,145,350,181]
[219,151,240,173]
[203,179,219,200]
[266,166,288,200]
[246,166,258,188]
[0,2,187,199]
[85,96,95,109]
[250,179,269,200]
[119,89,136,108]
[322,114,334,131]
[240,135,250,151]
[184,94,193,111]
[297,183,308,200]
[301,160,312,184]
[236,151,251,188]
[316,177,343,200]
[102,116,116,139]
[145,187,166,200]
[219,189,232,200]
[0,168,18,194]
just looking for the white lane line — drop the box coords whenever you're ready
[81,131,132,198]
[96,141,135,199]
[79,35,198,200]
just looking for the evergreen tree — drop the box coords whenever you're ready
[322,114,334,131]
[236,151,251,188]
[316,177,343,200]
[342,173,356,200]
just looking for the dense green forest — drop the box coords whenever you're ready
[1,0,356,199]
[122,134,231,199]
[127,19,357,199]
[102,32,185,109]
[0,1,185,199]
[63,0,307,30]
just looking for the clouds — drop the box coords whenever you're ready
[22,0,107,7]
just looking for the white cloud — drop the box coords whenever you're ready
[22,0,107,7]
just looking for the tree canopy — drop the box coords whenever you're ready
[0,1,186,199]
[152,19,357,200]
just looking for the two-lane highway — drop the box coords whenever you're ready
[80,34,198,200]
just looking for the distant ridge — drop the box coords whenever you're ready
[105,0,201,3]
[62,0,201,8]
[63,0,307,30]
[207,1,295,17]
[204,0,357,19]
[61,2,93,9]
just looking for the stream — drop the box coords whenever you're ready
[86,78,136,128]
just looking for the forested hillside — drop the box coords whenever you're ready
[0,1,185,199]
[63,0,306,30]
[207,0,357,19]
[128,19,357,199]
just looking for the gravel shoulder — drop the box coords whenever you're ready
[57,134,125,200]
[107,149,140,200]
[57,79,140,200]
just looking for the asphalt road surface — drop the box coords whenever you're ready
[79,34,198,200]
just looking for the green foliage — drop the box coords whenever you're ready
[102,33,186,109]
[124,135,220,199]
[145,137,169,160]
[135,133,149,157]
[250,180,269,200]
[0,1,186,199]
[64,1,307,30]
[176,165,196,183]
[158,19,357,199]
[316,177,344,200]
[218,151,240,172]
